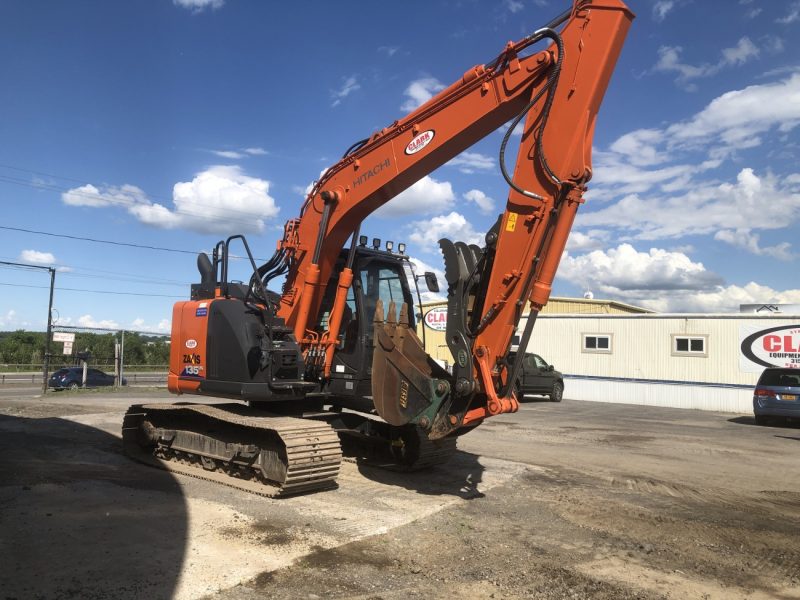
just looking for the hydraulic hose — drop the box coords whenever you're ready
[498,27,565,200]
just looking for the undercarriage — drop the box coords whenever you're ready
[122,402,458,496]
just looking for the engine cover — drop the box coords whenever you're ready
[168,297,307,401]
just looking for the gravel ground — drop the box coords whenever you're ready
[1,389,798,599]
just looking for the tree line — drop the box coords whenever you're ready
[0,330,171,368]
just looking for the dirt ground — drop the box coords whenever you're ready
[1,387,799,599]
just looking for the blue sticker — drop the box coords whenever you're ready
[196,307,208,317]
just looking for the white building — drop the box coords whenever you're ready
[523,312,800,413]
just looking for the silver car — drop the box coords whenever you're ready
[753,368,800,425]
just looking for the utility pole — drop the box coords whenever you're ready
[120,329,125,386]
[0,261,57,395]
[42,267,56,394]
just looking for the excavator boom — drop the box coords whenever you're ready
[278,0,634,437]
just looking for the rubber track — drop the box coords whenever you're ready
[122,403,341,498]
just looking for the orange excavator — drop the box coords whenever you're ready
[123,0,634,496]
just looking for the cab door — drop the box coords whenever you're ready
[325,253,416,402]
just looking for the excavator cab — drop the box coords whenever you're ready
[316,244,442,413]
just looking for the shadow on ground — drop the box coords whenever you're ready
[0,414,187,600]
[354,449,487,499]
[728,415,800,429]
[518,394,558,404]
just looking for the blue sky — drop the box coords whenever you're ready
[1,0,799,333]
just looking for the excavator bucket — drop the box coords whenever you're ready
[371,299,452,429]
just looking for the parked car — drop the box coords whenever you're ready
[509,352,564,402]
[753,367,800,425]
[48,367,125,390]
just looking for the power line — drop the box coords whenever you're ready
[0,282,183,299]
[0,225,272,262]
[0,224,197,255]
[58,272,187,288]
[0,256,189,287]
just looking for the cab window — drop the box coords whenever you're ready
[359,262,414,328]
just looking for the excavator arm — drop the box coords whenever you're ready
[277,0,634,438]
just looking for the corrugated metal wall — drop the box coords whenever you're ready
[525,314,800,387]
[563,377,753,413]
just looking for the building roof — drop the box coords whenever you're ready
[420,296,654,315]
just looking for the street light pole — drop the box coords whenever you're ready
[0,260,58,395]
[42,267,56,394]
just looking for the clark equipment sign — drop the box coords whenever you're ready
[424,307,447,331]
[740,324,800,372]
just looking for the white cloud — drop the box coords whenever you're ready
[608,128,669,167]
[504,0,524,13]
[77,314,120,329]
[777,2,800,24]
[559,243,800,312]
[63,165,279,235]
[401,77,445,112]
[447,152,495,174]
[582,168,800,243]
[331,75,360,107]
[373,175,455,218]
[666,73,800,152]
[653,1,675,21]
[713,229,793,260]
[499,121,525,138]
[565,230,608,252]
[463,189,496,214]
[18,249,56,265]
[721,36,760,66]
[560,243,724,293]
[654,37,760,89]
[62,183,148,208]
[209,147,267,159]
[130,318,171,333]
[407,211,484,254]
[211,150,244,159]
[584,73,800,263]
[174,0,223,12]
[378,46,399,57]
[0,309,17,328]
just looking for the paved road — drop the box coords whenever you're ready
[0,393,798,599]
[0,385,41,398]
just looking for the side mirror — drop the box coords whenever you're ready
[424,272,439,293]
[547,365,554,372]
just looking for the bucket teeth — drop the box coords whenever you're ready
[374,298,385,324]
[398,303,409,327]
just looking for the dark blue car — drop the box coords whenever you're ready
[753,367,800,425]
[48,367,125,390]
